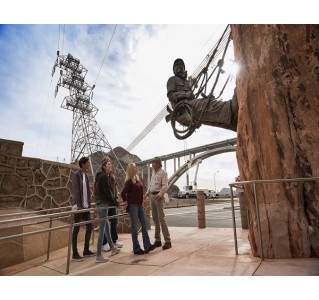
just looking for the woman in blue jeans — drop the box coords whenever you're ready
[121,163,156,255]
[94,158,121,263]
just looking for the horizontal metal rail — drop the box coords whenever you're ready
[229,177,319,261]
[0,202,101,219]
[0,205,73,218]
[0,206,129,275]
[0,202,102,226]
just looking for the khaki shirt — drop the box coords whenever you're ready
[147,168,168,198]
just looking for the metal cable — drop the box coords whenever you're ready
[172,25,232,140]
[61,24,65,55]
[36,78,53,157]
[126,25,232,148]
[126,106,167,152]
[94,24,117,87]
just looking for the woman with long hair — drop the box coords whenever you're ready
[121,163,156,255]
[94,158,121,263]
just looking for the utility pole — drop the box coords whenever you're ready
[214,170,219,193]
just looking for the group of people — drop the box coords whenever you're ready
[69,56,237,264]
[70,155,172,263]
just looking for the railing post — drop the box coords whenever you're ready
[91,205,96,245]
[238,191,248,229]
[197,190,206,228]
[230,186,238,255]
[66,212,74,275]
[46,217,53,261]
[253,182,264,261]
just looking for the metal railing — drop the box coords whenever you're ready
[229,177,319,261]
[0,204,129,275]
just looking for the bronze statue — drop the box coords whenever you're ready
[166,58,238,132]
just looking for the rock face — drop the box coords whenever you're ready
[231,25,319,258]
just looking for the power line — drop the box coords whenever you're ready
[94,24,117,87]
[44,96,57,160]
[58,25,61,52]
[61,25,65,55]
[36,78,53,157]
[37,25,63,158]
[126,106,167,152]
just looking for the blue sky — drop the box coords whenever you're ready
[0,2,313,193]
[0,23,240,191]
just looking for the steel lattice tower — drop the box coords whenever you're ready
[52,52,125,187]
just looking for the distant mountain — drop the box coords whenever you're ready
[88,147,180,197]
[88,147,142,191]
[111,147,141,165]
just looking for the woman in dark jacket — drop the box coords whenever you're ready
[94,158,120,263]
[121,163,156,255]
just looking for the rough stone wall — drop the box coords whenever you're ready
[0,139,77,210]
[232,25,319,258]
[0,138,150,232]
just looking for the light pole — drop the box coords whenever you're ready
[214,171,219,193]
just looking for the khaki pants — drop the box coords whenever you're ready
[150,194,171,244]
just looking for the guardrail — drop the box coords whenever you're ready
[0,204,129,275]
[229,177,319,261]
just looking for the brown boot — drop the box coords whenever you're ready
[162,242,172,250]
[154,241,162,247]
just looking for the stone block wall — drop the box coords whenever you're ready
[0,138,151,268]
[0,139,76,210]
[0,138,149,229]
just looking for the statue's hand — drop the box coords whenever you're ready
[185,91,194,99]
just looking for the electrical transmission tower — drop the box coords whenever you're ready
[52,52,125,187]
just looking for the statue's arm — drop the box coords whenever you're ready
[167,77,193,103]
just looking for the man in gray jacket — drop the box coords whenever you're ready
[70,157,95,261]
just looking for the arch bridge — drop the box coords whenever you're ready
[136,138,237,190]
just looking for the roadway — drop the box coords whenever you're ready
[151,199,243,228]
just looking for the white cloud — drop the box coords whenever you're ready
[0,24,239,191]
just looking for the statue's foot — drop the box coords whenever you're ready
[176,112,193,126]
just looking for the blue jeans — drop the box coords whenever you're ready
[96,203,114,256]
[129,204,152,253]
[103,207,118,245]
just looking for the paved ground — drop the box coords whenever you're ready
[2,226,319,277]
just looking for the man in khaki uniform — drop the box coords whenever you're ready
[144,157,172,250]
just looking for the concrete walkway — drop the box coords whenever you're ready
[2,226,319,276]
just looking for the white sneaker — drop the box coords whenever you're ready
[111,247,121,256]
[96,255,109,263]
[102,243,111,252]
[114,241,123,248]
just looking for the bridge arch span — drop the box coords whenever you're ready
[168,145,236,189]
[136,138,237,190]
